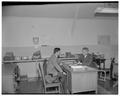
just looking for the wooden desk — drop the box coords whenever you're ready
[62,64,98,94]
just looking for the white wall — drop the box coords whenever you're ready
[3,17,118,47]
[2,17,72,47]
[73,19,118,45]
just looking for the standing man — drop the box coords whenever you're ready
[46,48,67,93]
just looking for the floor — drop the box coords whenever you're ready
[15,77,118,94]
[16,78,44,94]
[98,79,118,94]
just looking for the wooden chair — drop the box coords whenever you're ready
[98,58,117,82]
[38,59,61,94]
[93,58,110,81]
[112,63,118,88]
[98,69,110,81]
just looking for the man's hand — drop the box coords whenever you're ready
[59,63,63,66]
[77,61,82,65]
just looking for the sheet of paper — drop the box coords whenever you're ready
[70,65,84,69]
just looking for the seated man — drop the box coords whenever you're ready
[46,47,67,93]
[78,47,97,68]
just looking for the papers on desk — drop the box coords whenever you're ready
[69,65,88,71]
[70,65,83,69]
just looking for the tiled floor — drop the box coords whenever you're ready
[15,77,118,94]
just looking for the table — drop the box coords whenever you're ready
[61,63,98,94]
[2,57,78,64]
[2,59,44,63]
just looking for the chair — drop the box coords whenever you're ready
[98,58,118,82]
[94,58,110,81]
[38,59,61,94]
[112,63,118,88]
[98,69,110,81]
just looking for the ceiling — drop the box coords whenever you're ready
[2,3,118,19]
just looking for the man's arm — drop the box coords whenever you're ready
[53,58,63,73]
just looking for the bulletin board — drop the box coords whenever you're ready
[98,35,111,45]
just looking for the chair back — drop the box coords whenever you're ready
[38,59,48,86]
[111,58,118,75]
[110,58,115,78]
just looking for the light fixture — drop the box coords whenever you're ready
[94,3,118,17]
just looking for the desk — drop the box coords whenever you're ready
[62,64,98,93]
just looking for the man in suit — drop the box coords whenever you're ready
[46,48,67,93]
[78,47,96,68]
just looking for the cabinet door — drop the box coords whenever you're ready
[2,75,16,93]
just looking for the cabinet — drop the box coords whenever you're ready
[2,64,17,93]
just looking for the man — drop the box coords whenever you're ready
[46,48,67,93]
[78,47,97,68]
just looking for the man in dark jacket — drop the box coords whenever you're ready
[78,47,96,68]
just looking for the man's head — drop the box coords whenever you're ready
[53,48,61,57]
[82,47,89,56]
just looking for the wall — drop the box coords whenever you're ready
[2,17,118,47]
[2,17,118,77]
[2,17,72,47]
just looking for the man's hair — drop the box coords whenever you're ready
[53,48,61,54]
[82,47,89,51]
